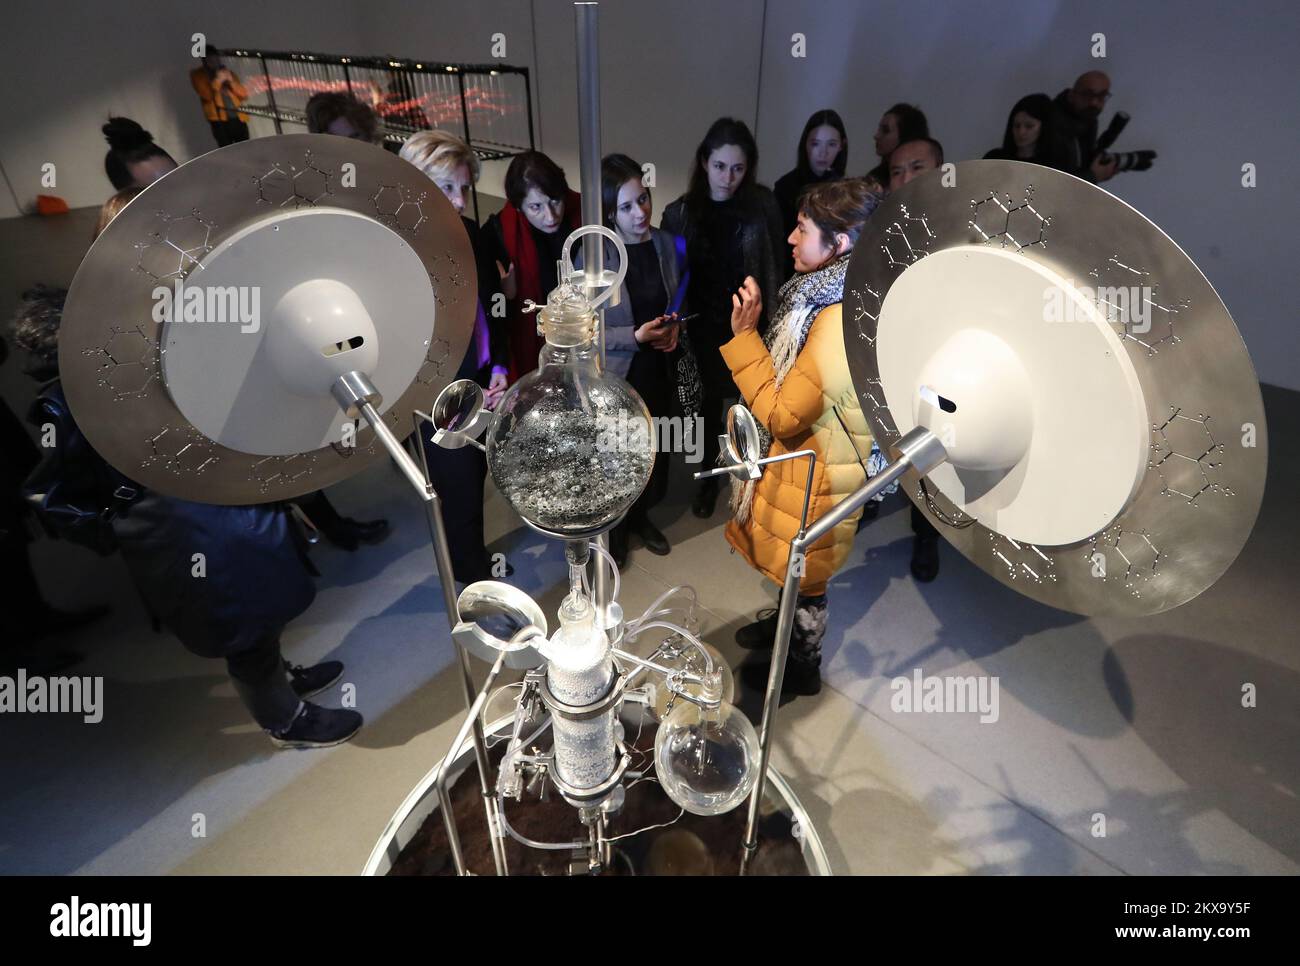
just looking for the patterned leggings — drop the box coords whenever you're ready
[791,593,829,666]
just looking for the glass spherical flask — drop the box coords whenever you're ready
[485,274,654,536]
[654,695,759,816]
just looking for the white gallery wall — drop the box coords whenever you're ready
[349,0,765,230]
[0,0,1295,388]
[752,0,1300,392]
[0,0,368,219]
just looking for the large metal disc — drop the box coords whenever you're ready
[59,134,476,504]
[844,160,1267,616]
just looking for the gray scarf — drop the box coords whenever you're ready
[731,254,850,522]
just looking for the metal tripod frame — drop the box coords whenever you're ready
[701,425,947,873]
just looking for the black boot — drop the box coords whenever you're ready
[636,518,670,555]
[740,594,826,699]
[740,652,822,698]
[609,521,629,569]
[692,477,720,518]
[911,534,939,582]
[910,504,939,582]
[735,607,779,649]
[296,491,390,551]
[780,654,823,696]
[319,517,390,551]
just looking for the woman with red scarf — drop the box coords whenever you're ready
[482,151,582,383]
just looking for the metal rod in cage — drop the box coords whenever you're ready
[523,68,536,151]
[261,55,283,134]
[454,69,479,221]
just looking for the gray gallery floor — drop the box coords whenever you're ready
[1,207,1296,875]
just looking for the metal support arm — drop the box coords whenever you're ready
[739,426,947,870]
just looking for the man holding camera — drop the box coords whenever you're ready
[1054,70,1157,183]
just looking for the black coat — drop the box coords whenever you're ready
[661,185,785,343]
[28,380,316,658]
[0,339,40,539]
[1052,89,1099,180]
[460,215,507,384]
[111,493,316,658]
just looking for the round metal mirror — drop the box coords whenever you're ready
[433,379,485,432]
[452,580,548,669]
[725,404,761,465]
[429,378,490,449]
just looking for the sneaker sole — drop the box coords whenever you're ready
[269,722,362,750]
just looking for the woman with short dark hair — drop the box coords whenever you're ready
[482,150,582,382]
[723,178,885,698]
[102,118,177,190]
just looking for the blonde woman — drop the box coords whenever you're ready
[399,131,513,582]
[400,130,509,407]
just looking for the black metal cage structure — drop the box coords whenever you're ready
[222,47,536,219]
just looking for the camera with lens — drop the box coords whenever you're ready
[1093,112,1157,172]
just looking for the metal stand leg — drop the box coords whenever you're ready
[332,370,510,875]
[412,412,510,877]
[433,650,508,875]
[739,427,946,871]
[739,449,816,871]
[423,488,510,877]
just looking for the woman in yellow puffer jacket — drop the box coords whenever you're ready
[720,178,884,697]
